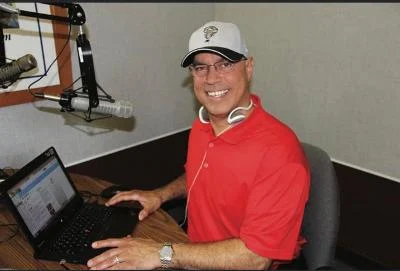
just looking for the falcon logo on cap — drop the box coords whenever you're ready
[203,26,218,42]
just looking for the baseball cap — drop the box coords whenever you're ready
[181,21,248,67]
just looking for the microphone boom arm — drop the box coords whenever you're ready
[17,3,86,26]
[13,2,102,115]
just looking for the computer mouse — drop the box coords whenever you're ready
[114,200,143,210]
[100,185,131,199]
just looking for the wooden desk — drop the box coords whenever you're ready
[0,173,188,270]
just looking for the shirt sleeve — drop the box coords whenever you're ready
[240,146,310,260]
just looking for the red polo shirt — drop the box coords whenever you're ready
[185,94,310,261]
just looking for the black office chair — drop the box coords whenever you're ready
[278,143,340,270]
[298,142,340,270]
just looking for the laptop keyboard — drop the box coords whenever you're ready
[52,203,112,256]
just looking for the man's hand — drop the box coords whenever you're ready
[105,190,162,221]
[105,174,187,221]
[87,237,161,270]
[87,236,271,270]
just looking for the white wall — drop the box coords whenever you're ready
[2,3,399,184]
[0,3,212,168]
[215,3,400,182]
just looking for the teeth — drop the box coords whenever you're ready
[207,89,228,97]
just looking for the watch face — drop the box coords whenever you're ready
[161,245,173,259]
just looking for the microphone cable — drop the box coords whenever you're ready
[23,6,126,122]
[27,19,72,97]
[59,259,71,270]
[26,17,117,122]
[0,167,20,244]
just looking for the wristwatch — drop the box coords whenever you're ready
[159,242,174,268]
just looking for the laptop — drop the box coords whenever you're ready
[0,146,139,265]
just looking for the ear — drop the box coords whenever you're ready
[245,57,254,81]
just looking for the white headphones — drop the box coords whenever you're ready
[198,99,254,125]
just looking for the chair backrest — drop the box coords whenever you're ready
[301,142,340,270]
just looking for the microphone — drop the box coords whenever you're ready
[0,54,37,85]
[36,93,134,119]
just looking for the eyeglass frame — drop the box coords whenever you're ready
[188,58,247,77]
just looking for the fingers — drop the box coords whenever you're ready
[108,261,134,270]
[138,209,148,221]
[105,190,162,222]
[88,238,160,270]
[106,191,141,206]
[87,247,120,270]
[91,238,125,249]
[88,236,137,269]
[96,259,134,270]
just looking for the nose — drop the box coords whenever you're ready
[205,65,221,84]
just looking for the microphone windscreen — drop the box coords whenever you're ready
[17,54,37,71]
[70,97,134,118]
[110,100,134,118]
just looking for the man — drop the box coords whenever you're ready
[87,21,310,270]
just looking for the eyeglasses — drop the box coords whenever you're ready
[189,59,246,77]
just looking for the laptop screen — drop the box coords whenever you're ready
[7,155,76,237]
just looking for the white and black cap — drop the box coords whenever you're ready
[181,21,248,67]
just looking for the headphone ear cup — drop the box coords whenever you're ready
[227,99,254,124]
[227,114,246,124]
[199,106,210,124]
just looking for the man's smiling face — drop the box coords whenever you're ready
[192,52,254,123]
